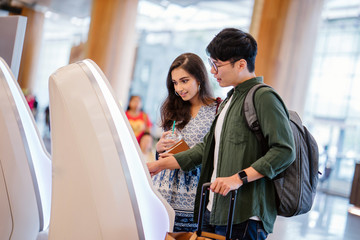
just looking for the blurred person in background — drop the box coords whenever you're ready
[23,88,38,120]
[139,132,155,163]
[125,95,152,143]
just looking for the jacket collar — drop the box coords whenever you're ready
[234,76,264,95]
[225,76,264,99]
[217,77,264,115]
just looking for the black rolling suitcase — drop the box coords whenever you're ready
[165,182,237,240]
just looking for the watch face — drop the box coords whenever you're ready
[239,171,248,184]
[239,171,247,178]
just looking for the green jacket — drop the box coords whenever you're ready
[174,77,295,233]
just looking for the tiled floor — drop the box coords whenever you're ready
[268,192,360,240]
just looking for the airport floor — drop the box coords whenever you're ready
[268,191,360,240]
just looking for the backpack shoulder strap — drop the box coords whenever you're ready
[288,110,305,135]
[243,83,272,155]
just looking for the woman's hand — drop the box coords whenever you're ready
[158,151,173,159]
[156,130,177,153]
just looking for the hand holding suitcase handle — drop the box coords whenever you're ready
[197,182,237,240]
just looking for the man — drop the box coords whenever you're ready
[148,28,295,239]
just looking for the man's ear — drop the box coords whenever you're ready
[238,59,247,71]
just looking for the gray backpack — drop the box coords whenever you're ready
[243,84,320,217]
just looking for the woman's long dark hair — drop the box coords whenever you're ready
[160,53,214,130]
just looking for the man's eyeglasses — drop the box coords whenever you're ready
[207,58,233,74]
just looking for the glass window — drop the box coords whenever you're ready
[305,0,360,197]
[33,12,90,140]
[132,0,254,135]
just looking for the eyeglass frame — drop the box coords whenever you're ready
[207,58,241,74]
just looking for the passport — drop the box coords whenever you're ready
[167,139,190,154]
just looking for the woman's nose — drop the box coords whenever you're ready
[175,85,183,92]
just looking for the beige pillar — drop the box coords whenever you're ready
[249,0,265,40]
[251,0,324,115]
[17,7,44,91]
[86,0,139,106]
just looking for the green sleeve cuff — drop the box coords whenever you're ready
[174,142,204,171]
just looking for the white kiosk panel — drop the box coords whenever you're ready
[48,59,174,240]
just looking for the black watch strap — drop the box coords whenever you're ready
[238,170,248,184]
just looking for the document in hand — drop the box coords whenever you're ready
[167,139,190,154]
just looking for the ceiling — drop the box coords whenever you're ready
[4,0,358,35]
[137,0,253,32]
[3,0,253,21]
[3,0,360,22]
[2,0,93,18]
[1,0,255,33]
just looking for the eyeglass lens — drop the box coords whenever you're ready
[208,58,218,73]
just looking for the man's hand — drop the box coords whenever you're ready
[210,173,242,196]
[146,154,180,177]
[147,161,162,177]
[209,167,264,196]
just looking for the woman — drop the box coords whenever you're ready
[152,53,221,232]
[125,95,152,143]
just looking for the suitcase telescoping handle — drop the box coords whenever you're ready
[197,182,237,240]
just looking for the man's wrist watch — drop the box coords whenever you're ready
[238,170,248,184]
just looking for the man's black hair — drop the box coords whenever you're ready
[206,28,257,73]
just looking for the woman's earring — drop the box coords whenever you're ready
[198,85,201,91]
[175,90,179,96]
